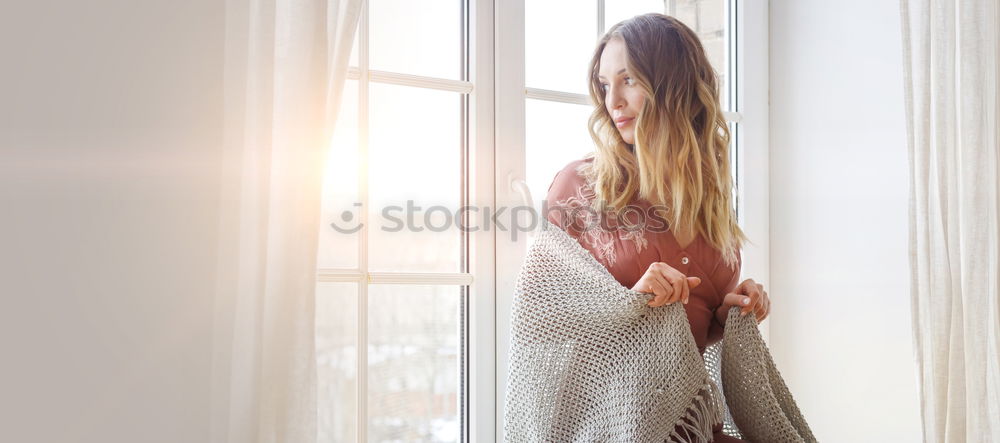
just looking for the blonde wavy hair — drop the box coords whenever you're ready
[582,12,748,268]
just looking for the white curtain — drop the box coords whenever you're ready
[210,0,362,442]
[900,1,1000,442]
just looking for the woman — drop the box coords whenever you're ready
[544,13,770,442]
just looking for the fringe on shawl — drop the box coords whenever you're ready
[666,376,725,443]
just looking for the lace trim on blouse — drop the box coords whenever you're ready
[553,174,649,267]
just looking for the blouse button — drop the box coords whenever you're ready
[681,256,689,265]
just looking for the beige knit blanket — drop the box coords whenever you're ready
[503,219,817,442]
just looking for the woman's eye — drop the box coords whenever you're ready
[600,83,609,92]
[624,77,635,86]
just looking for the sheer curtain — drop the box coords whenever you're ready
[210,0,362,442]
[900,1,1000,441]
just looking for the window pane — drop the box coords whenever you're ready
[368,284,462,442]
[525,98,594,213]
[319,79,360,269]
[670,0,730,110]
[526,0,597,94]
[368,83,463,273]
[604,0,664,31]
[317,282,359,443]
[370,0,461,80]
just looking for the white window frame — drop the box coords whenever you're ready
[322,0,498,441]
[494,1,770,441]
[323,0,767,440]
[468,0,497,441]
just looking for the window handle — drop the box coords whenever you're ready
[509,176,534,209]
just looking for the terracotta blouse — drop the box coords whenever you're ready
[543,157,742,355]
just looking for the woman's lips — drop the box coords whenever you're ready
[615,117,634,128]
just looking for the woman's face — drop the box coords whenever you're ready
[598,37,646,145]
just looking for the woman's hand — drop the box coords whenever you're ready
[631,262,702,307]
[719,278,770,323]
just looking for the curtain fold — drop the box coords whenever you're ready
[900,1,1000,441]
[211,1,363,442]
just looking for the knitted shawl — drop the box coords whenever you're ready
[503,219,816,443]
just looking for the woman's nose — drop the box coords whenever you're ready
[608,89,625,109]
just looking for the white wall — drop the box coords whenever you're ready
[769,1,922,441]
[0,1,224,442]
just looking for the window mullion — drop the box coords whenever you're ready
[346,67,474,94]
[356,2,370,441]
